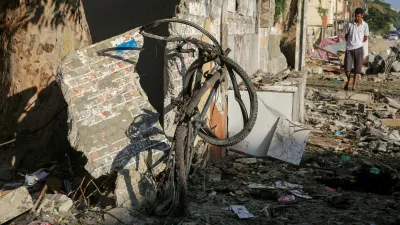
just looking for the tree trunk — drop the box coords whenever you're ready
[0,0,91,171]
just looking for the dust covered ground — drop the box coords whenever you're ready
[10,39,400,225]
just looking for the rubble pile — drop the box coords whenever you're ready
[305,88,400,155]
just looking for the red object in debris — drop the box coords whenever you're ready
[278,195,296,203]
[323,66,345,74]
[326,187,337,192]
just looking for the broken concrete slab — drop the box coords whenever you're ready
[57,28,170,178]
[367,113,378,122]
[385,97,400,109]
[381,119,400,127]
[267,117,311,165]
[114,169,157,210]
[307,136,350,151]
[392,61,400,72]
[235,158,258,164]
[391,72,400,76]
[0,187,33,224]
[365,103,388,111]
[37,194,73,214]
[334,91,373,103]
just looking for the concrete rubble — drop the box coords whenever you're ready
[36,194,73,214]
[114,169,157,209]
[305,88,400,154]
[57,28,170,179]
[0,187,33,224]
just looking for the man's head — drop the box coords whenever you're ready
[355,8,364,23]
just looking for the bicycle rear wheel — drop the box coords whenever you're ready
[183,55,258,147]
[174,124,189,215]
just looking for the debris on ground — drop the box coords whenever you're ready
[36,194,73,214]
[0,187,33,224]
[230,205,255,219]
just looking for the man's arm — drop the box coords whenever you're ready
[364,23,369,42]
[345,23,351,41]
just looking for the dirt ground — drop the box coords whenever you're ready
[8,39,400,225]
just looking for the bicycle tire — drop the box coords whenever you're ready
[174,124,189,215]
[140,18,223,55]
[183,55,258,147]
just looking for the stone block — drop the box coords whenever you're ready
[385,97,400,109]
[114,169,157,210]
[0,187,33,224]
[392,61,400,72]
[334,91,373,104]
[37,194,73,214]
[57,28,170,178]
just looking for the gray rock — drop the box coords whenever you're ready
[378,142,388,152]
[0,187,33,224]
[114,169,158,210]
[392,61,400,72]
[367,113,377,122]
[37,194,73,214]
[374,111,390,119]
[385,97,400,109]
[369,141,379,151]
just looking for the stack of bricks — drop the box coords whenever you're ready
[57,28,169,178]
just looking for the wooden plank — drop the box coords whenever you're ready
[381,119,400,127]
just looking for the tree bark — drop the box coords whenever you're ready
[0,0,91,170]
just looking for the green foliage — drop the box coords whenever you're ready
[364,0,398,35]
[274,0,286,21]
[395,12,400,30]
[316,0,328,18]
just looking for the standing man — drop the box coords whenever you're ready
[344,8,369,91]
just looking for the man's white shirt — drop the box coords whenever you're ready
[346,20,369,50]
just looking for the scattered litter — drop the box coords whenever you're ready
[25,165,55,186]
[247,183,275,189]
[289,190,312,199]
[370,167,380,175]
[230,205,255,219]
[208,191,217,197]
[267,118,311,165]
[275,181,303,190]
[278,195,296,203]
[235,158,258,164]
[326,187,337,192]
[210,174,222,182]
[340,155,351,162]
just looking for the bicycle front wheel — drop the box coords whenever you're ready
[183,55,258,147]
